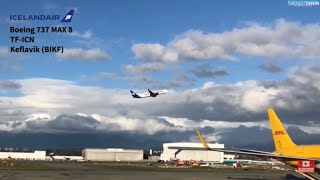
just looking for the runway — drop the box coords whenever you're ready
[0,161,311,180]
[0,169,307,180]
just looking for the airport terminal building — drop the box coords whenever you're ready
[160,142,224,163]
[82,148,143,161]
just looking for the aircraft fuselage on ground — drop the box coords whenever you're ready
[170,109,320,179]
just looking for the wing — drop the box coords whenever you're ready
[167,146,320,161]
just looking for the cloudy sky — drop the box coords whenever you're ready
[0,0,319,150]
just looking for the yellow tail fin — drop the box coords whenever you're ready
[267,108,296,151]
[196,130,211,150]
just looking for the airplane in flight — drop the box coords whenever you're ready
[170,109,320,179]
[130,89,167,98]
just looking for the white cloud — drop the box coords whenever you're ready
[0,80,21,91]
[0,63,22,72]
[90,115,173,135]
[241,85,272,112]
[25,113,51,121]
[67,31,92,39]
[132,44,179,63]
[162,116,269,130]
[122,62,166,74]
[57,48,110,61]
[0,46,29,60]
[0,65,319,135]
[132,19,320,64]
[0,46,8,57]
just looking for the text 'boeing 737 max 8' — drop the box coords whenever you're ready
[130,89,167,98]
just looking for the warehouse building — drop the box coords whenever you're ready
[160,142,224,163]
[0,150,46,160]
[82,148,143,161]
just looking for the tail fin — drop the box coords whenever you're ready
[196,130,211,150]
[148,89,157,97]
[267,108,296,151]
[61,10,74,22]
[130,90,141,98]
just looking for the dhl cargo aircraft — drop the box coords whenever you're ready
[170,108,320,179]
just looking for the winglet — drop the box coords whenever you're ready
[196,130,211,150]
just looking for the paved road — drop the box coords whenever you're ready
[0,169,309,180]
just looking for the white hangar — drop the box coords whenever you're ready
[82,148,143,161]
[160,142,224,163]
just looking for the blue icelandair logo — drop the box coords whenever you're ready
[61,10,74,22]
[9,10,75,22]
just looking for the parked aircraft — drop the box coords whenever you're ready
[50,155,84,161]
[130,89,167,98]
[49,153,84,161]
[170,109,320,179]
